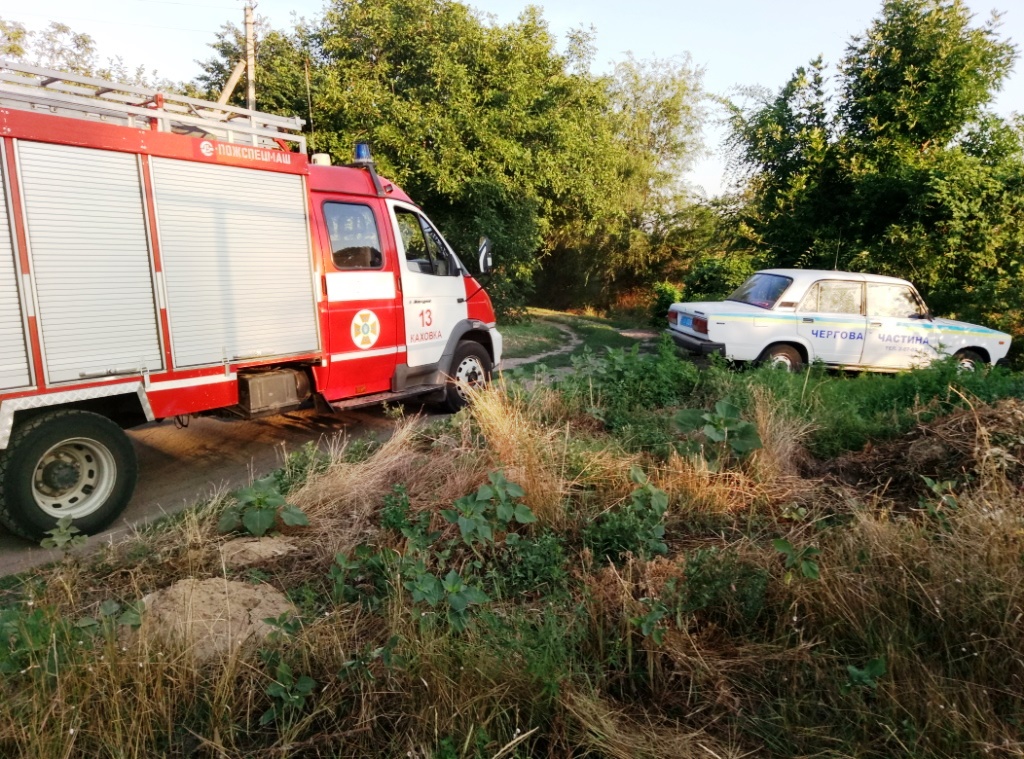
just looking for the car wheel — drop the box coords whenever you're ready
[758,344,803,372]
[442,341,492,413]
[0,410,137,541]
[955,349,985,373]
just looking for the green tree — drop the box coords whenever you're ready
[730,0,1024,336]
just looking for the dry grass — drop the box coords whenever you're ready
[3,384,1024,757]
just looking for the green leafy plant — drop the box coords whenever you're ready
[773,539,821,581]
[219,475,309,537]
[632,597,669,645]
[441,471,536,547]
[842,657,887,694]
[674,399,762,468]
[260,660,317,726]
[584,466,669,563]
[919,475,959,532]
[40,516,87,553]
[75,599,143,638]
[402,562,489,632]
[328,546,396,610]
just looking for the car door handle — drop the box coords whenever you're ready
[802,317,814,323]
[870,322,882,327]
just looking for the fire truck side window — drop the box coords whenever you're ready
[395,207,454,276]
[324,202,383,270]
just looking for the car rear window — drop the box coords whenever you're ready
[727,273,793,309]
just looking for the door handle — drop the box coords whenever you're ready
[802,317,814,323]
[870,322,882,328]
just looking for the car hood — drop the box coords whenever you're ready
[931,317,1010,338]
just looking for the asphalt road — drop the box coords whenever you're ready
[0,406,401,576]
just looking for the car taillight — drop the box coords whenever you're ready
[667,311,678,324]
[693,316,708,334]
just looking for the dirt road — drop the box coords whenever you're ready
[0,407,400,576]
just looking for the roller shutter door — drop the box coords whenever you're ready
[0,167,31,391]
[17,142,163,384]
[151,159,318,368]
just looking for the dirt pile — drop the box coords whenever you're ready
[823,398,1024,501]
[139,578,295,661]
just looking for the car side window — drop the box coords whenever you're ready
[395,207,456,276]
[799,281,862,314]
[324,202,383,270]
[868,284,926,318]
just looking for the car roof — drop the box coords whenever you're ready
[756,269,913,287]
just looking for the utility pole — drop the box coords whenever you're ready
[244,2,256,111]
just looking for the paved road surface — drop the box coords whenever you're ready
[0,407,400,576]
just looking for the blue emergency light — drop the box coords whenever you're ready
[354,142,373,165]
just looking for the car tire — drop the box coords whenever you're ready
[442,341,492,413]
[0,410,137,541]
[955,349,985,373]
[758,344,803,372]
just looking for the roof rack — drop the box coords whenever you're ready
[0,59,306,153]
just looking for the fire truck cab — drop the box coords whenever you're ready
[0,60,502,540]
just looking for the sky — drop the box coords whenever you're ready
[6,0,1024,195]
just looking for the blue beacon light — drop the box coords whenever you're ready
[354,142,373,164]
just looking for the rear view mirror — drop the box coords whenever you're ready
[478,236,493,274]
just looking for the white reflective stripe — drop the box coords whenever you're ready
[147,372,238,392]
[325,271,396,302]
[331,345,400,363]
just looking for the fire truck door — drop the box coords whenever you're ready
[388,202,468,368]
[318,200,399,399]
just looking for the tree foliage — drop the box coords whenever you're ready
[192,1,705,316]
[730,0,1024,336]
[1,16,173,86]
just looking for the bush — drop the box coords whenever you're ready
[649,281,682,327]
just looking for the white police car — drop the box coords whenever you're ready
[666,269,1011,371]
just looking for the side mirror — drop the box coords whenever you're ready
[477,236,493,275]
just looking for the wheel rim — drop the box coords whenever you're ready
[769,353,794,370]
[452,355,486,402]
[31,437,117,519]
[957,356,977,372]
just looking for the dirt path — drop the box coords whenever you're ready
[0,321,657,575]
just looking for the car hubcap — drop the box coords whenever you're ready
[957,357,977,372]
[453,356,485,401]
[32,438,117,519]
[770,354,793,370]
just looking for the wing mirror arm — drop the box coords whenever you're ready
[460,236,494,304]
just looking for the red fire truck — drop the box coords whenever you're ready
[0,61,502,540]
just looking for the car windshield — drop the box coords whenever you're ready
[727,273,793,309]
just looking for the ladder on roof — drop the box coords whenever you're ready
[0,59,306,153]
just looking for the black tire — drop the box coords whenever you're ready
[0,410,137,541]
[442,341,492,413]
[757,344,803,372]
[955,349,986,373]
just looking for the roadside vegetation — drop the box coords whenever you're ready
[2,344,1023,758]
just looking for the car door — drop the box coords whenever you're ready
[861,283,936,369]
[387,201,468,369]
[317,199,400,399]
[795,279,867,365]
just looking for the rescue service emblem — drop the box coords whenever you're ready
[351,309,381,349]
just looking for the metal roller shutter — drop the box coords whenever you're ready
[0,167,31,391]
[151,159,318,368]
[17,142,162,384]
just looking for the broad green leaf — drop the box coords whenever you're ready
[242,506,276,537]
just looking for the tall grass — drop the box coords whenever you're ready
[1,351,1023,757]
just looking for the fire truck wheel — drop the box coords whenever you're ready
[0,410,138,541]
[443,341,492,413]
